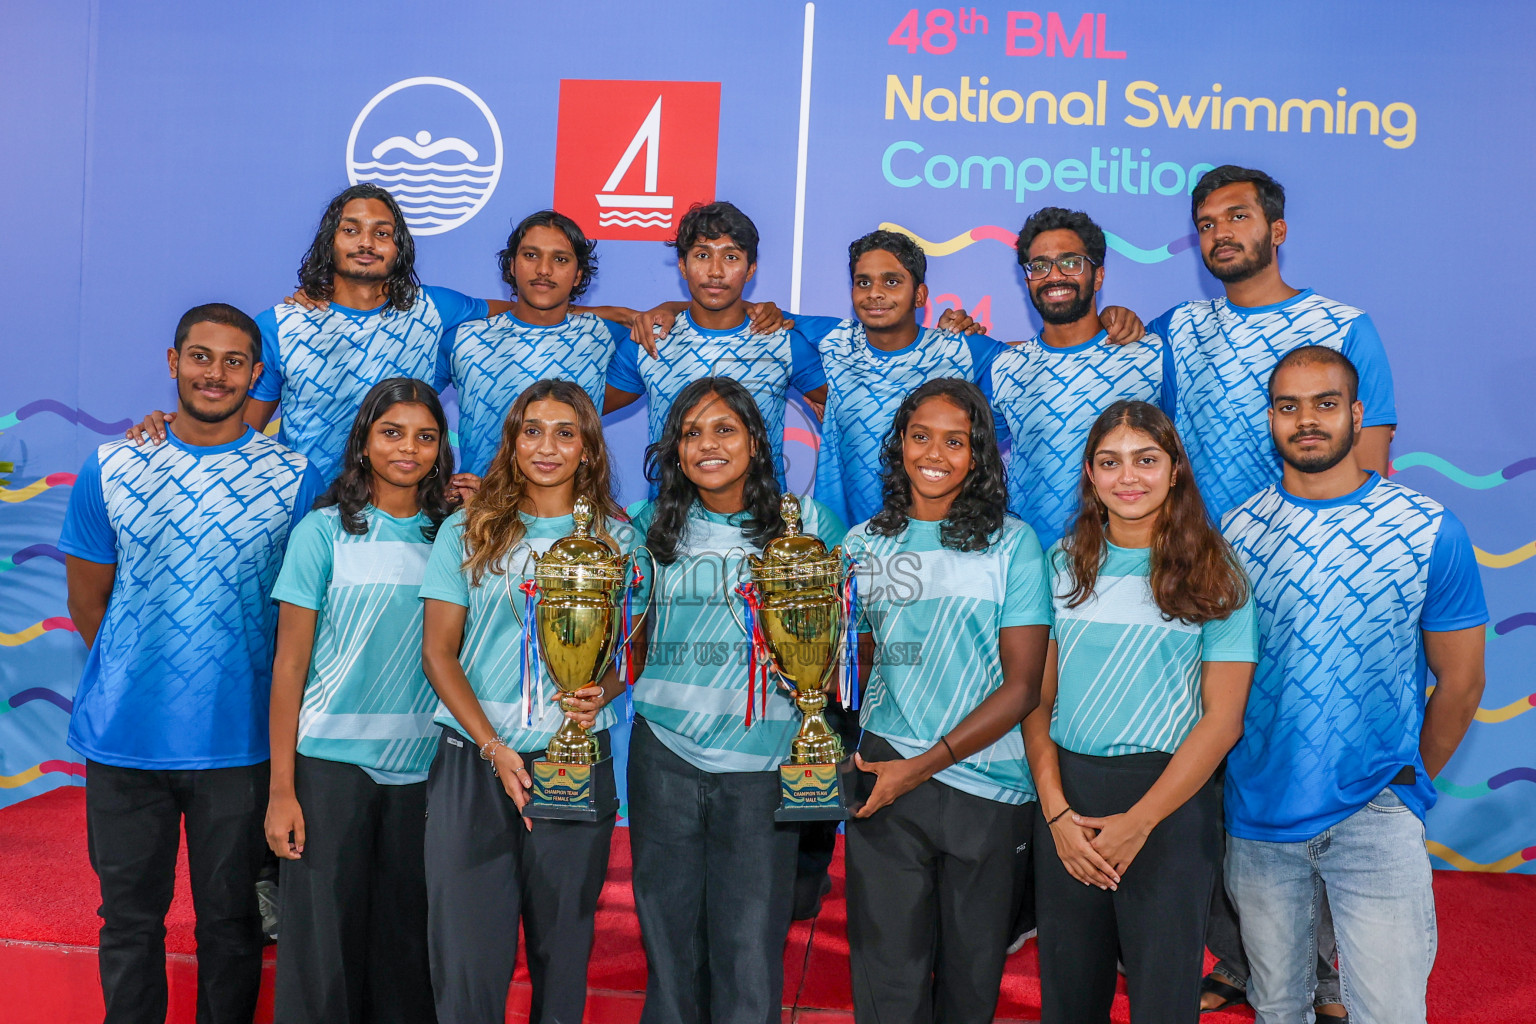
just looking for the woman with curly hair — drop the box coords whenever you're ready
[265,376,456,1023]
[418,378,639,1024]
[843,376,1051,1024]
[1023,399,1255,1024]
[627,376,845,1024]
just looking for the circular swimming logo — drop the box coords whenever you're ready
[346,77,503,236]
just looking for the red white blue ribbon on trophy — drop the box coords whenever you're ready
[735,581,772,728]
[840,556,860,712]
[518,579,541,728]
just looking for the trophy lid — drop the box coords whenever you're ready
[758,493,829,564]
[537,497,619,572]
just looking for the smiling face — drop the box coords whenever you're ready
[1088,424,1175,532]
[514,398,586,490]
[366,401,441,491]
[679,234,756,313]
[509,224,582,312]
[169,321,261,424]
[1268,359,1362,474]
[678,391,755,510]
[901,395,974,519]
[332,197,399,283]
[1024,228,1102,326]
[1196,182,1284,284]
[851,248,927,333]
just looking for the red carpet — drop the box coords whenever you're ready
[2,786,1532,1023]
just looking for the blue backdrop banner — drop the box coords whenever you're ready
[2,1,1532,873]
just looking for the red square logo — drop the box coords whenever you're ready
[554,80,721,241]
[558,768,567,777]
[804,769,813,778]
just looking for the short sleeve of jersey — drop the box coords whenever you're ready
[423,286,489,331]
[1421,511,1489,631]
[964,333,1010,379]
[270,511,333,611]
[789,328,828,393]
[601,319,632,348]
[1001,525,1051,627]
[58,449,115,564]
[793,315,844,351]
[419,512,471,607]
[250,308,283,402]
[606,338,645,395]
[293,465,329,528]
[1341,314,1397,428]
[1199,591,1259,663]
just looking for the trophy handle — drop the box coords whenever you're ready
[723,547,752,637]
[620,546,656,648]
[508,549,540,629]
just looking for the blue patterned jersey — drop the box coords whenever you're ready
[605,310,827,492]
[58,429,326,769]
[981,330,1165,547]
[251,286,487,481]
[1220,474,1487,841]
[1152,289,1396,519]
[797,315,1006,527]
[450,312,627,475]
[849,517,1052,804]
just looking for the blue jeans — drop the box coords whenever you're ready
[1226,787,1436,1024]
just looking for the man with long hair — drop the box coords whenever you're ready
[981,207,1165,548]
[1220,348,1485,1024]
[60,304,325,1024]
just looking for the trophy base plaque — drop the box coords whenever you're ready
[774,759,854,821]
[524,757,620,821]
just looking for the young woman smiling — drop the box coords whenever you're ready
[418,379,639,1024]
[265,377,455,1024]
[842,377,1051,1024]
[626,376,845,1024]
[1023,400,1256,1024]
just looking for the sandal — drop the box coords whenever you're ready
[1200,974,1247,1014]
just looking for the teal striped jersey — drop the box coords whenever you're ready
[849,517,1051,804]
[418,509,639,752]
[270,505,440,780]
[630,498,846,773]
[1048,542,1258,757]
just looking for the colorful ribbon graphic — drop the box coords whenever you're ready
[880,222,1197,264]
[0,400,132,436]
[0,473,76,503]
[1435,767,1536,800]
[1391,452,1536,490]
[0,544,66,573]
[1426,840,1536,873]
[0,617,77,647]
[0,760,86,789]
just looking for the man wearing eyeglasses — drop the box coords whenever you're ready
[1151,165,1396,520]
[980,207,1165,547]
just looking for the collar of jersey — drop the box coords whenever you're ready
[499,312,573,332]
[1102,540,1153,572]
[1277,469,1381,510]
[1223,287,1316,318]
[859,323,934,361]
[681,308,751,338]
[1032,328,1109,355]
[322,299,392,322]
[159,424,256,457]
[365,503,430,525]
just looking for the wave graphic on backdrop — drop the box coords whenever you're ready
[0,617,77,647]
[1427,840,1536,873]
[346,77,504,236]
[881,222,1198,264]
[0,761,85,789]
[1426,684,1536,724]
[0,687,73,717]
[0,473,76,503]
[1475,541,1536,569]
[0,400,131,435]
[1392,452,1536,490]
[0,544,65,573]
[1435,767,1536,800]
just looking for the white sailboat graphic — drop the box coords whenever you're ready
[596,97,674,229]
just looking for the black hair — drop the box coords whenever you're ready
[1269,345,1360,405]
[297,184,420,311]
[496,209,599,301]
[173,303,261,361]
[848,229,927,286]
[1016,207,1107,267]
[867,378,1008,552]
[643,376,784,564]
[1191,165,1286,225]
[315,377,454,539]
[668,201,759,266]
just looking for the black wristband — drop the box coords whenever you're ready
[1046,806,1073,827]
[939,735,959,765]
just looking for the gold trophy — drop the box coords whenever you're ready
[745,494,854,821]
[522,497,634,821]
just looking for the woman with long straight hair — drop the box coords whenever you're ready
[418,378,638,1024]
[1024,399,1256,1023]
[841,377,1051,1024]
[265,376,455,1024]
[627,376,845,1024]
